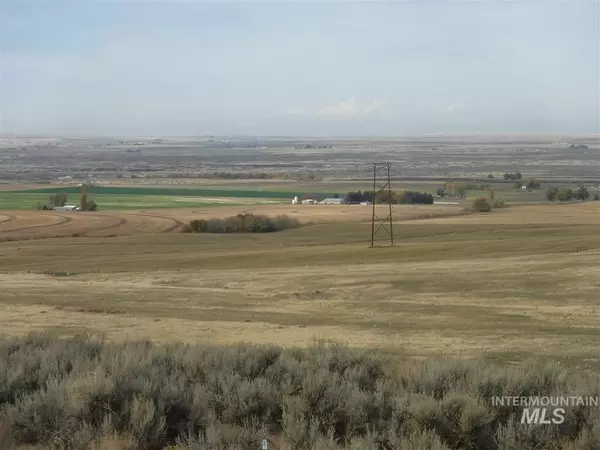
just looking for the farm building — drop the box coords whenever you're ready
[298,195,316,204]
[53,205,80,212]
[320,198,343,205]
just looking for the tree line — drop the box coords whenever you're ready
[344,190,434,205]
[546,185,598,202]
[503,172,523,180]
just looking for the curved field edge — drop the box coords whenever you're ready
[0,204,466,242]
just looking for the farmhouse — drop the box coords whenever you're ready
[53,205,80,212]
[295,195,317,204]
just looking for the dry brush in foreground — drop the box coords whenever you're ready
[0,335,599,450]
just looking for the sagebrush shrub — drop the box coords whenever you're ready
[0,335,598,450]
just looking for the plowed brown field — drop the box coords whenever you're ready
[0,204,465,242]
[0,211,183,241]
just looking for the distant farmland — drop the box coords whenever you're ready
[0,186,338,211]
[4,185,325,199]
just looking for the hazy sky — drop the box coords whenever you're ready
[1,0,599,136]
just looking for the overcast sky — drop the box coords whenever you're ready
[1,0,598,136]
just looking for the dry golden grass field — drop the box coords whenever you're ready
[0,201,599,368]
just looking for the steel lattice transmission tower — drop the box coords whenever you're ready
[370,162,394,247]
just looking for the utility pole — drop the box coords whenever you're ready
[370,162,394,247]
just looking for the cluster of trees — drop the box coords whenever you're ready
[49,192,68,207]
[472,197,505,213]
[78,189,98,211]
[472,197,492,212]
[36,192,68,211]
[503,172,523,180]
[182,213,302,234]
[398,191,434,204]
[35,192,97,211]
[546,185,594,202]
[515,178,541,190]
[437,182,469,198]
[344,190,375,203]
[344,190,434,205]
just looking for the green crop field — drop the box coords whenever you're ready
[0,192,256,210]
[0,186,318,211]
[0,186,336,211]
[1,182,559,211]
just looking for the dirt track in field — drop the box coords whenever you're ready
[0,211,185,241]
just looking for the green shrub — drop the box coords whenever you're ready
[492,199,505,209]
[83,199,98,211]
[183,214,302,234]
[546,187,558,201]
[524,178,541,189]
[575,185,590,201]
[556,188,574,202]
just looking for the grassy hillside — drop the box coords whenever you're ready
[0,203,598,369]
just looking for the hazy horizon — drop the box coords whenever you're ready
[1,0,599,137]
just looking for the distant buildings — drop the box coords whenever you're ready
[291,196,344,205]
[320,198,343,205]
